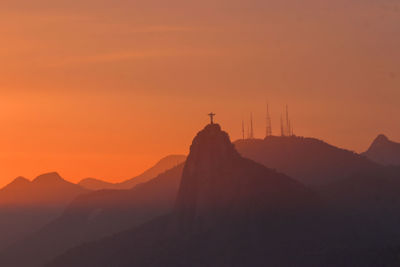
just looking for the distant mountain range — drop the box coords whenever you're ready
[0,165,184,267]
[77,178,115,191]
[78,154,186,190]
[0,172,89,251]
[234,136,378,186]
[0,155,185,260]
[0,172,89,207]
[362,134,400,166]
[47,124,321,266]
[1,131,400,266]
[45,127,400,267]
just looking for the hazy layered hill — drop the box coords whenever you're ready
[0,154,185,259]
[0,177,31,206]
[77,178,116,191]
[78,154,186,190]
[0,172,89,207]
[117,154,186,189]
[322,165,400,221]
[234,136,378,186]
[0,164,184,267]
[0,172,89,251]
[49,124,320,267]
[318,164,400,261]
[362,134,400,166]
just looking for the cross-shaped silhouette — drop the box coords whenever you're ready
[208,112,216,124]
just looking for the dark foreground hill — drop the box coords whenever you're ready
[0,173,89,250]
[362,134,400,166]
[0,165,184,267]
[48,124,327,267]
[234,136,378,186]
[322,165,400,225]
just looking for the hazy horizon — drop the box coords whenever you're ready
[0,0,399,186]
[0,122,395,188]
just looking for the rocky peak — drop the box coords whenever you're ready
[373,134,389,145]
[363,134,400,166]
[1,177,31,192]
[32,172,64,185]
[175,124,314,233]
[185,123,239,171]
[10,177,30,185]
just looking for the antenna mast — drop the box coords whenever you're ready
[242,120,245,140]
[250,113,254,139]
[266,103,272,138]
[286,105,290,136]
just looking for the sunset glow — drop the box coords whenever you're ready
[0,0,399,186]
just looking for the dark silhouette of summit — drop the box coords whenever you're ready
[48,124,319,267]
[234,136,377,186]
[175,124,316,232]
[362,134,400,166]
[4,126,400,267]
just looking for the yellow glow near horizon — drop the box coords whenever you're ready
[0,0,399,186]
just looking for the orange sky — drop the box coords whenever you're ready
[0,0,399,187]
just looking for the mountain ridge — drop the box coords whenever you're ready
[47,123,320,266]
[234,135,378,186]
[0,172,89,207]
[77,178,116,190]
[362,134,400,166]
[77,154,186,190]
[0,164,185,267]
[0,172,90,252]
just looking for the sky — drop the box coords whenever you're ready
[0,0,399,186]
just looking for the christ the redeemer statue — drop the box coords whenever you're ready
[208,112,216,124]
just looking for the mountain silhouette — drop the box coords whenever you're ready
[0,172,88,207]
[77,155,186,190]
[0,172,89,251]
[0,155,185,262]
[4,127,400,266]
[116,154,186,189]
[175,124,316,232]
[0,165,184,267]
[0,177,31,203]
[362,134,400,166]
[234,136,377,186]
[48,124,321,267]
[78,178,116,190]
